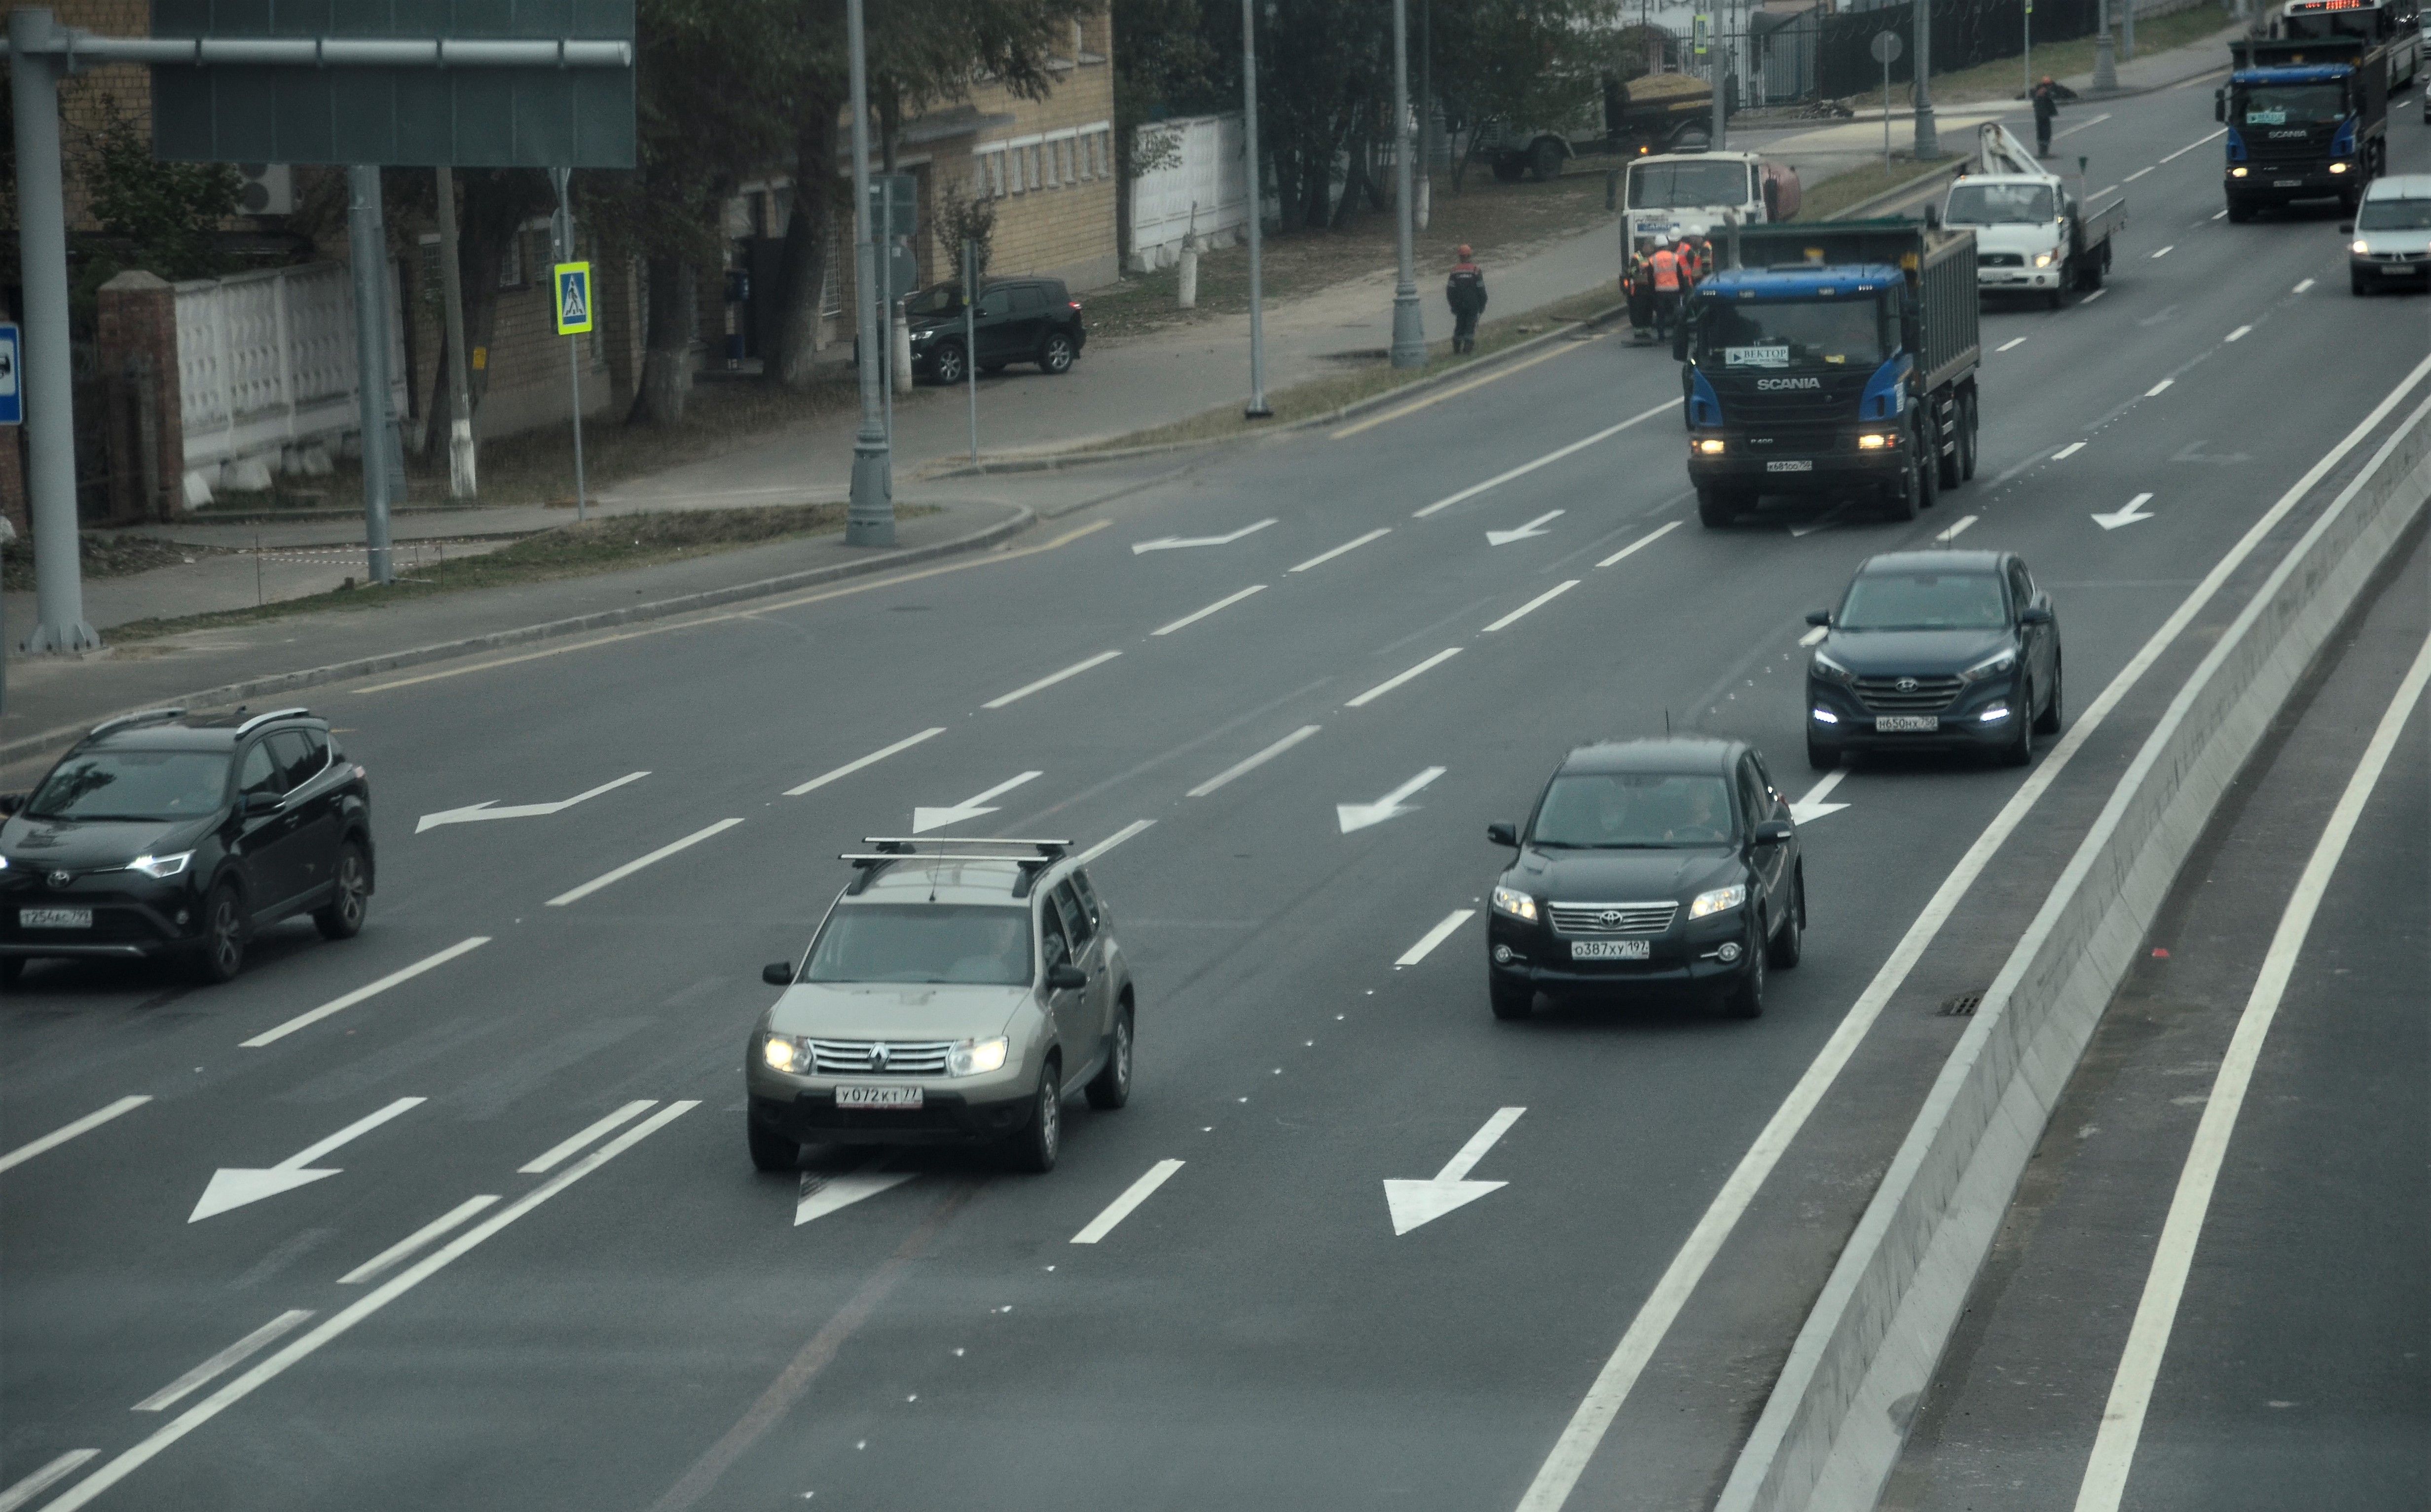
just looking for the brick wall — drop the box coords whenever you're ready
[404,221,636,445]
[15,0,155,228]
[92,270,180,518]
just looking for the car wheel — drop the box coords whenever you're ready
[2001,689,2035,766]
[1086,1002,1134,1110]
[1039,332,1076,374]
[191,881,246,985]
[1004,1058,1062,1173]
[2035,655,2063,735]
[313,840,370,940]
[931,338,968,385]
[1489,972,1535,1021]
[1723,927,1766,1019]
[1529,138,1565,182]
[1768,868,1805,969]
[1959,389,1980,481]
[1806,734,1840,772]
[747,1116,800,1173]
[2353,271,2371,296]
[0,958,22,990]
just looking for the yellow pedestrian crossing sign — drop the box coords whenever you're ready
[554,262,594,336]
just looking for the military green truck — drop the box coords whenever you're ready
[1476,72,1716,182]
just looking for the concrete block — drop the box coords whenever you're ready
[223,455,275,493]
[182,469,215,509]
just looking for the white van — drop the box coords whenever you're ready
[1623,151,1802,251]
[2346,173,2431,294]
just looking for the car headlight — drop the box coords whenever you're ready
[1491,884,1539,922]
[2032,251,2055,268]
[1694,438,1725,455]
[1961,650,2018,681]
[126,850,193,880]
[949,1036,1010,1076]
[0,855,10,871]
[1856,432,1891,449]
[1810,650,1855,684]
[2230,166,2250,178]
[2329,161,2350,174]
[1690,884,1746,919]
[2353,239,2371,255]
[761,1034,807,1073]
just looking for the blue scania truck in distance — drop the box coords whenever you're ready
[2219,33,2389,218]
[1676,219,1981,528]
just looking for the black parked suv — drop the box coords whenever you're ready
[1804,549,2062,770]
[0,707,373,986]
[1486,737,1805,1021]
[901,277,1086,383]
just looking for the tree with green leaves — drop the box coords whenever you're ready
[1431,0,1622,191]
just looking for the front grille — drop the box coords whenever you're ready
[1721,388,1849,425]
[1549,901,1678,935]
[807,1039,956,1076]
[1854,674,1964,713]
[1977,252,2025,268]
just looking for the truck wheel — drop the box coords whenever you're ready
[1937,407,1962,490]
[1491,154,1526,183]
[1529,139,1565,182]
[1958,389,1980,481]
[1916,439,1940,510]
[1884,454,1920,520]
[2081,252,2105,291]
[2226,199,2253,223]
[1695,485,1742,528]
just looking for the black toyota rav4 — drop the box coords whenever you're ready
[0,707,373,986]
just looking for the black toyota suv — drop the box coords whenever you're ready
[899,277,1086,383]
[1486,737,1805,1021]
[1804,549,2062,770]
[0,707,373,986]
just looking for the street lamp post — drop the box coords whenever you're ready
[2093,0,2118,91]
[1914,0,1941,159]
[1243,0,1271,416]
[1388,0,1426,369]
[844,0,895,547]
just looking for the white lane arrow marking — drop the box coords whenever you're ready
[1790,769,1850,826]
[189,1098,424,1222]
[912,771,1042,833]
[1385,1107,1525,1235]
[2092,491,2157,531]
[1337,767,1447,833]
[1486,509,1564,546]
[796,1161,917,1226]
[1130,518,1277,554]
[416,771,649,833]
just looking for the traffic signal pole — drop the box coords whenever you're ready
[844,0,896,548]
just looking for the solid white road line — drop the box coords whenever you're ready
[0,1095,152,1175]
[1073,820,1156,866]
[1289,528,1392,573]
[46,1102,698,1512]
[519,1101,660,1174]
[1511,350,2431,1512]
[2053,442,2088,460]
[2224,324,2250,342]
[1799,625,1828,647]
[2150,245,2175,259]
[784,727,945,796]
[1347,648,1463,708]
[1936,514,1979,544]
[1332,339,1591,439]
[2146,379,2173,397]
[132,1311,316,1412]
[2123,165,2154,183]
[1396,910,1475,967]
[337,1195,501,1285]
[2293,277,2316,294]
[2053,111,2112,138]
[1413,399,1681,518]
[2072,630,2431,1512]
[982,649,1123,709]
[1153,585,1266,635]
[0,1452,98,1512]
[1482,581,1580,633]
[1996,336,2027,352]
[1187,725,1324,798]
[239,937,491,1047]
[1597,519,1681,568]
[2158,127,2227,163]
[1070,1159,1186,1243]
[546,820,744,907]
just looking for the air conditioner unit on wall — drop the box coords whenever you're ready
[237,164,293,217]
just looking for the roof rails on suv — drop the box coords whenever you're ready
[233,707,313,735]
[85,707,187,740]
[839,837,1070,897]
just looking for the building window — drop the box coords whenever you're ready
[1028,145,1043,191]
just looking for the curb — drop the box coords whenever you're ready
[0,502,1036,769]
[1827,159,1969,221]
[1716,388,2431,1511]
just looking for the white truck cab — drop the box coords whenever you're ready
[1624,150,1800,250]
[1943,123,2126,306]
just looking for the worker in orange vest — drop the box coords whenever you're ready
[1674,237,1699,294]
[1650,243,1684,338]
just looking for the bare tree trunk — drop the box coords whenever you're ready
[770,86,844,391]
[424,168,543,451]
[629,254,695,425]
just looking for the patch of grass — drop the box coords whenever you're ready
[106,500,932,643]
[1931,7,2241,105]
[1085,288,1625,451]
[1804,157,1963,221]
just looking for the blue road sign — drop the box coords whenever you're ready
[0,324,20,427]
[554,263,595,336]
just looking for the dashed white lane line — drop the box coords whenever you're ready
[519,1101,660,1174]
[1070,1158,1186,1243]
[2293,277,2316,294]
[2146,378,2174,397]
[1395,909,1475,967]
[2091,185,2119,200]
[1346,647,1463,708]
[982,650,1123,709]
[2210,209,2227,221]
[2158,127,2227,163]
[0,1095,152,1175]
[784,728,945,796]
[337,1195,500,1285]
[1413,399,1681,518]
[1996,336,2027,352]
[1482,580,1580,633]
[1152,585,1266,635]
[1597,519,1681,568]
[240,937,491,1048]
[2079,288,2109,305]
[2123,165,2154,183]
[1073,820,1156,866]
[44,1102,697,1512]
[0,1451,99,1512]
[1799,625,1829,647]
[2150,245,2175,259]
[2053,442,2088,459]
[1936,514,1979,544]
[1187,725,1323,798]
[547,821,744,907]
[2054,111,2112,138]
[2225,324,2251,342]
[132,1311,316,1412]
[1289,528,1392,573]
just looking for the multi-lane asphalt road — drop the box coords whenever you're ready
[4,81,2427,1512]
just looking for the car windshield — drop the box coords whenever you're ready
[26,750,229,821]
[1531,773,1736,848]
[1696,296,1886,369]
[1839,571,2008,630]
[2235,82,2347,125]
[802,903,1032,985]
[1945,183,2055,224]
[1628,161,1750,209]
[903,284,966,317]
[2358,197,2431,230]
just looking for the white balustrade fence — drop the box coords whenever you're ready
[1129,113,1250,271]
[174,261,407,480]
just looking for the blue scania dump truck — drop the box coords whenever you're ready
[2219,34,2389,218]
[1675,220,1981,527]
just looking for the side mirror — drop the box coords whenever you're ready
[1753,819,1794,846]
[1804,609,1831,627]
[242,792,283,815]
[2339,221,2356,234]
[0,792,22,815]
[1924,201,1942,229]
[763,961,796,986]
[1671,322,1690,361]
[2213,88,2226,123]
[1487,821,1518,847]
[1899,313,1922,353]
[2019,606,2054,626]
[1047,962,1088,992]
